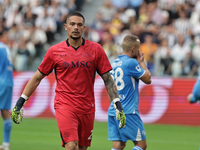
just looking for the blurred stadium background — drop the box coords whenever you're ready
[0,0,200,149]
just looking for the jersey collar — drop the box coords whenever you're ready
[119,55,130,58]
[66,38,85,50]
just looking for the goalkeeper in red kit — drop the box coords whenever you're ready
[11,12,126,150]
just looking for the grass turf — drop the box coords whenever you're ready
[1,118,199,150]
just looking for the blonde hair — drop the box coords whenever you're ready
[122,35,140,52]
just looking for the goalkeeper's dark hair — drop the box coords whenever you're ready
[122,35,140,52]
[66,12,85,24]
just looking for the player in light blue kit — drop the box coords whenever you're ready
[187,71,200,104]
[108,35,151,150]
[0,41,13,150]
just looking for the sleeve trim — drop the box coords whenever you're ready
[38,68,49,76]
[99,69,112,76]
[137,70,146,79]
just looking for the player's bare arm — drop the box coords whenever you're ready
[22,70,46,97]
[101,71,126,129]
[11,70,45,124]
[101,71,119,102]
[137,52,151,84]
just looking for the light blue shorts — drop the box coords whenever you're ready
[0,86,13,110]
[108,114,146,142]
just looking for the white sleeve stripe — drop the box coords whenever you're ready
[137,70,146,79]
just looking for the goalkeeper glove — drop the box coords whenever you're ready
[113,98,126,129]
[11,95,28,124]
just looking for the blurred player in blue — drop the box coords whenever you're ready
[187,71,200,104]
[108,35,151,150]
[0,41,13,150]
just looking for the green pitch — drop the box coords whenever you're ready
[1,118,199,150]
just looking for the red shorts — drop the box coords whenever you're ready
[55,108,95,147]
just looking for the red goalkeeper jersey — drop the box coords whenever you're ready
[38,38,112,114]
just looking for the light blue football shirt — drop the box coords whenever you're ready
[0,42,13,87]
[191,71,200,101]
[108,55,145,116]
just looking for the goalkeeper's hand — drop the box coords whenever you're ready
[11,97,27,124]
[113,98,126,129]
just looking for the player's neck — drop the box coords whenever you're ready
[122,52,132,58]
[68,37,83,48]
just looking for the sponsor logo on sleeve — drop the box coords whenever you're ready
[135,65,141,72]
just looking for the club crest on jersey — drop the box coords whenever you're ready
[85,52,91,58]
[135,65,141,72]
[62,61,69,68]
